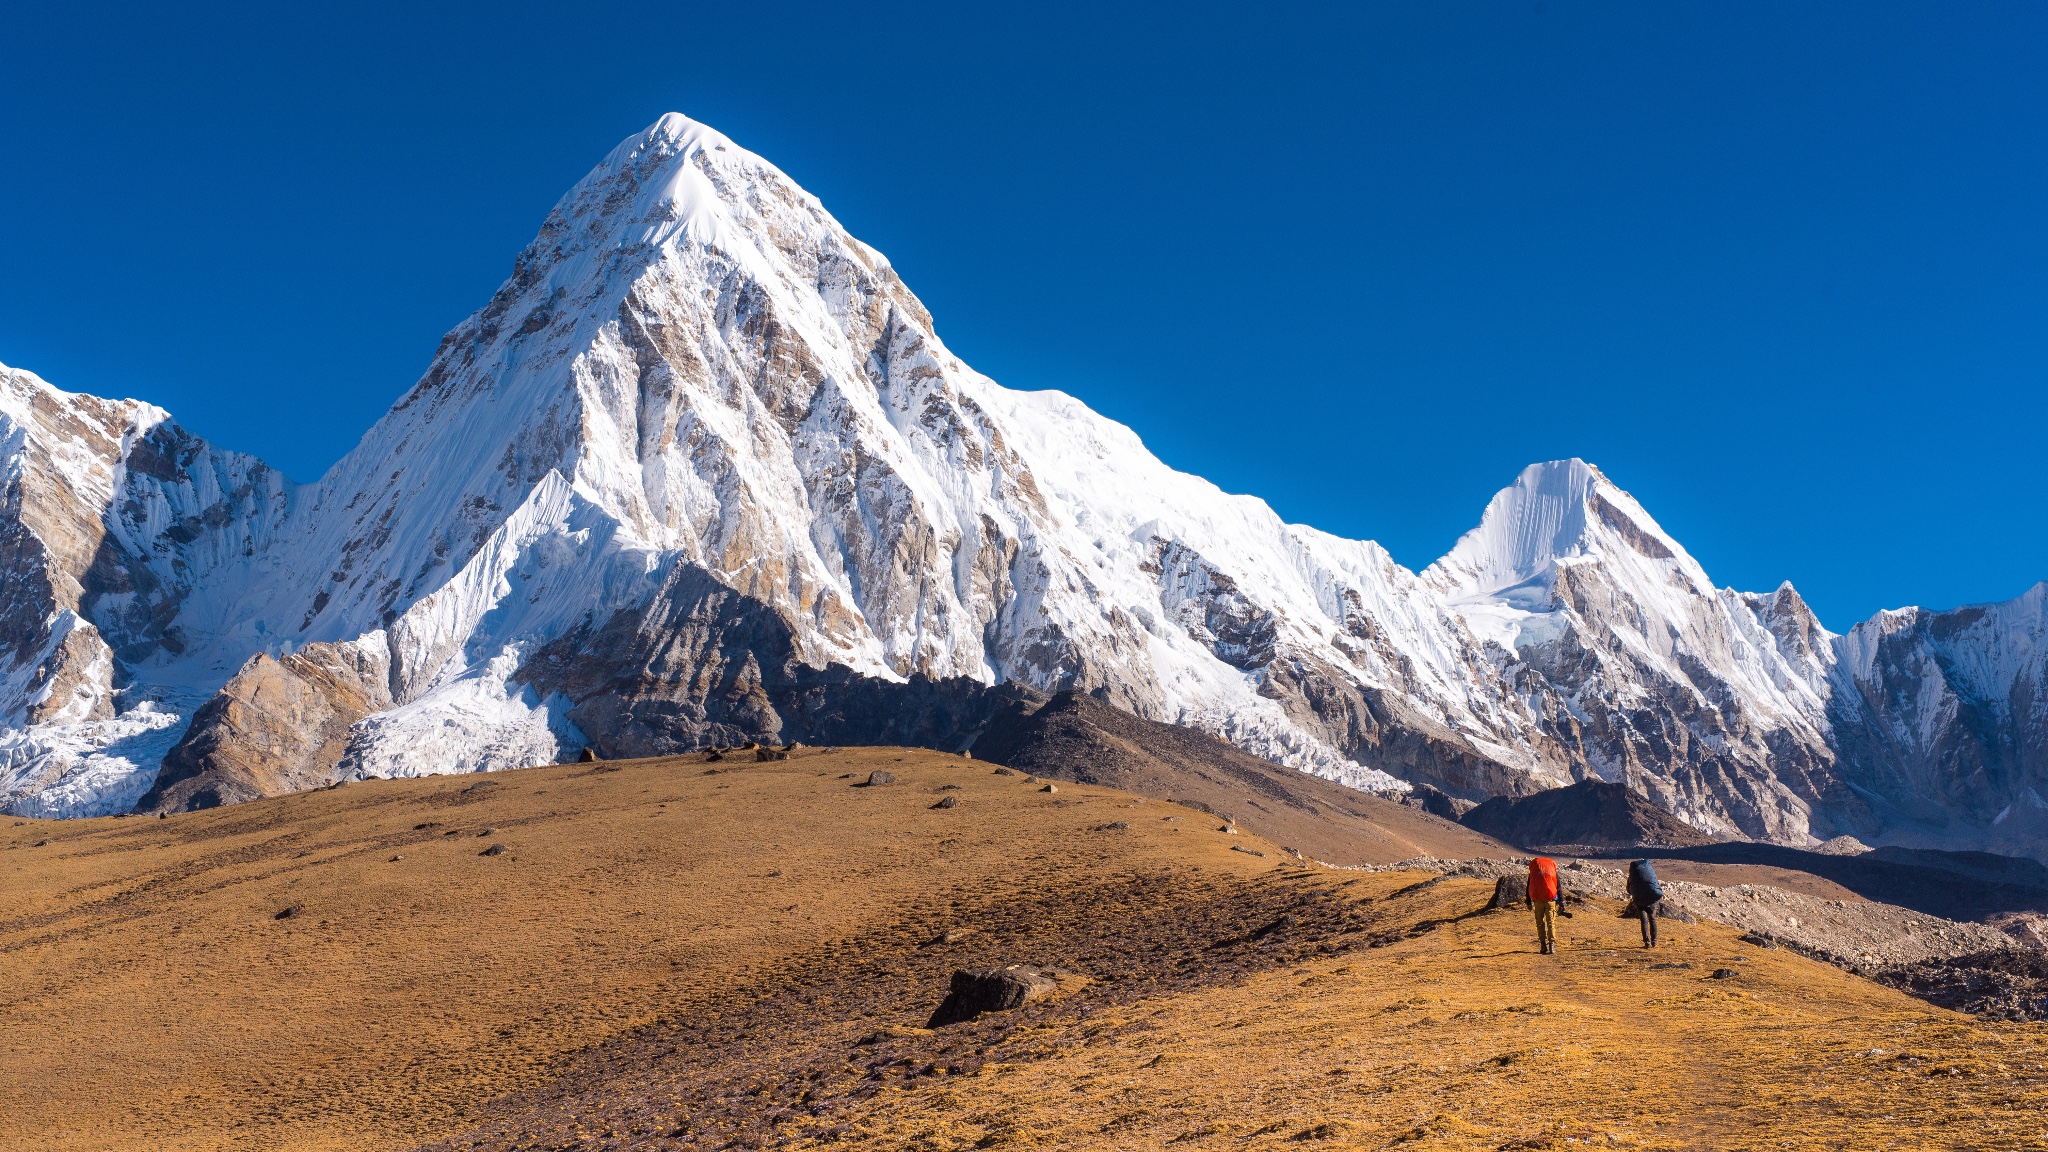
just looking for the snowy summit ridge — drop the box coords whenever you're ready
[0,114,2042,860]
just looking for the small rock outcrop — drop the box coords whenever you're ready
[860,770,894,787]
[927,964,1061,1027]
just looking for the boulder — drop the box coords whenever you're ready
[861,770,894,787]
[927,964,1061,1027]
[930,795,958,810]
[1490,874,1529,908]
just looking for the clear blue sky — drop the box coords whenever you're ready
[3,2,2043,629]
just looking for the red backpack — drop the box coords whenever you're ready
[1527,856,1560,903]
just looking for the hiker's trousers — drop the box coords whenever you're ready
[1533,899,1558,951]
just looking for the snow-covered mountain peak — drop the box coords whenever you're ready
[1424,458,1704,604]
[2,113,2042,861]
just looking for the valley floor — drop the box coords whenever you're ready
[3,750,2044,1151]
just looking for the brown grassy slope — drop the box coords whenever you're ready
[971,691,1514,865]
[0,750,2041,1152]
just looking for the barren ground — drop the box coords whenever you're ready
[4,749,2045,1151]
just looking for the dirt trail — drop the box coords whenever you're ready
[4,750,2046,1152]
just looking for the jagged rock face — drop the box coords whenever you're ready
[0,366,287,816]
[1414,461,1849,842]
[512,559,1040,757]
[0,114,2040,862]
[139,638,393,812]
[1828,586,2048,854]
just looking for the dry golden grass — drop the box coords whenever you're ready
[2,748,2043,1151]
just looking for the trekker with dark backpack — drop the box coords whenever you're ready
[1624,859,1664,948]
[1527,856,1564,954]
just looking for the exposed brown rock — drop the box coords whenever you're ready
[138,640,393,812]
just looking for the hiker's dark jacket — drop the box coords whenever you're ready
[1626,859,1664,904]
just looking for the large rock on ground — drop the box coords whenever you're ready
[927,964,1060,1027]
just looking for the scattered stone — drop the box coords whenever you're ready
[740,741,759,751]
[782,742,803,752]
[993,767,1016,776]
[705,751,724,763]
[1711,968,1739,980]
[577,747,599,763]
[461,780,496,794]
[1232,845,1267,858]
[413,822,440,831]
[389,855,404,862]
[443,829,460,836]
[960,750,973,759]
[856,1024,934,1044]
[860,771,895,787]
[930,795,958,810]
[480,844,507,857]
[1040,783,1059,794]
[33,839,49,847]
[1649,961,1693,970]
[1657,903,1700,925]
[275,904,302,920]
[157,811,168,819]
[756,747,788,762]
[1741,932,1780,949]
[1096,821,1129,831]
[478,827,496,836]
[927,964,1062,1027]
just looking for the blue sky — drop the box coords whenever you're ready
[2,2,2043,629]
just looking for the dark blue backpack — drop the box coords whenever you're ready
[1627,859,1664,902]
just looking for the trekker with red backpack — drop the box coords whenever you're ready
[1527,856,1566,954]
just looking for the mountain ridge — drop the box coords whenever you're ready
[0,112,2041,861]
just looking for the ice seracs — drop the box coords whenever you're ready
[0,113,2041,861]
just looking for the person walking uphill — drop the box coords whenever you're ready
[1528,855,1563,954]
[1624,858,1664,948]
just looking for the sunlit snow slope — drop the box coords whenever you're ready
[0,114,2041,857]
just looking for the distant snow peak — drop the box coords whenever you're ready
[0,114,2042,862]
